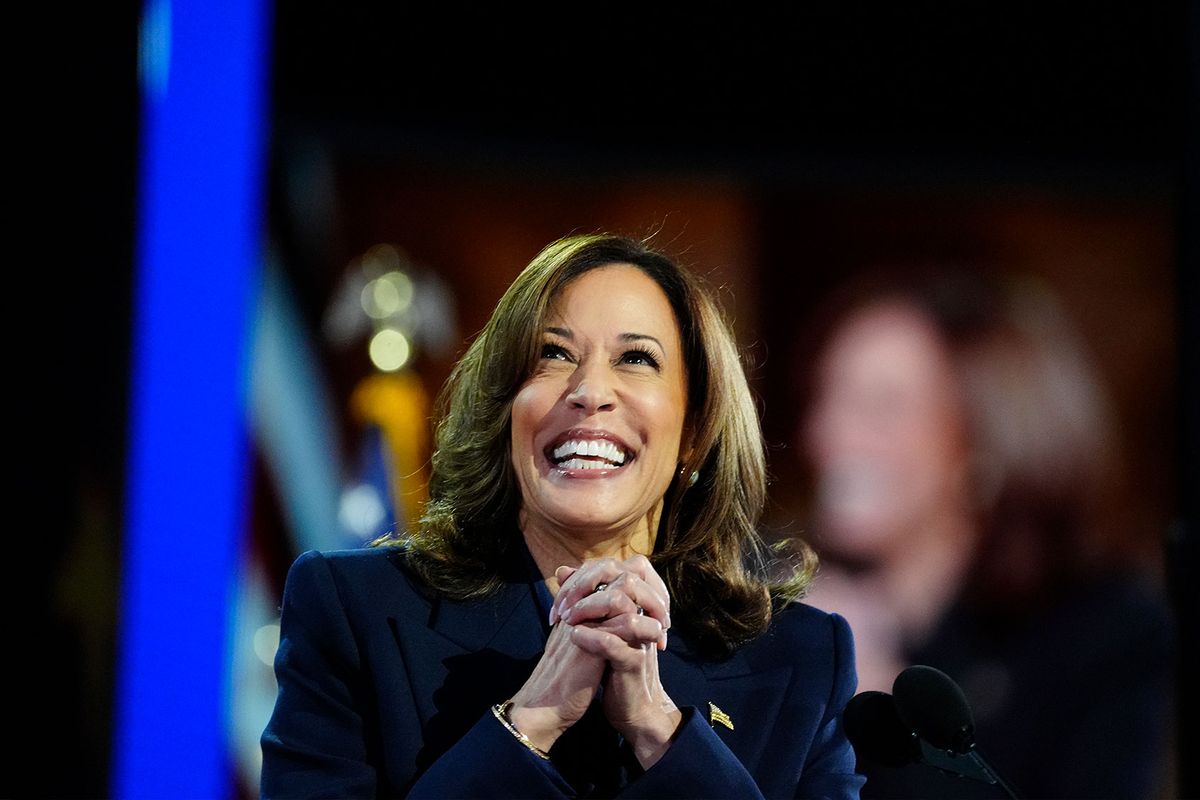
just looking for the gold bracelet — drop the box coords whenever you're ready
[491,700,552,760]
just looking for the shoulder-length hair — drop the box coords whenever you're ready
[392,233,812,656]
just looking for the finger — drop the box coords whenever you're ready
[619,555,671,628]
[603,572,669,631]
[552,558,621,624]
[569,571,667,635]
[604,572,668,650]
[623,555,670,615]
[569,624,647,669]
[548,566,577,625]
[564,584,643,625]
[594,611,666,651]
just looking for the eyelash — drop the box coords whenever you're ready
[539,343,661,370]
[540,343,570,361]
[620,348,660,369]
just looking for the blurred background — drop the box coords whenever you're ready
[25,2,1196,798]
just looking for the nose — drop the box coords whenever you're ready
[566,360,616,413]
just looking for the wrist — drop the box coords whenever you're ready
[625,707,684,769]
[507,702,566,754]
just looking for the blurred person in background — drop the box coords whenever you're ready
[261,234,865,798]
[798,271,1174,799]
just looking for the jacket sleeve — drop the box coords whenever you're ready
[261,551,381,799]
[261,551,577,799]
[406,709,574,798]
[793,613,865,800]
[617,613,864,800]
[615,707,766,800]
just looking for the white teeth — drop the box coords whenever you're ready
[603,441,626,464]
[551,438,627,466]
[559,458,608,470]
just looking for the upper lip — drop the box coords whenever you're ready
[544,428,635,464]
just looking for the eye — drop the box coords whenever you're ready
[619,348,661,369]
[540,343,571,361]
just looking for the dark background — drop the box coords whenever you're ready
[27,3,1196,797]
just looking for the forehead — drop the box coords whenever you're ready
[546,264,681,341]
[822,302,952,390]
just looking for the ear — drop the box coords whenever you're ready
[679,420,697,468]
[681,417,700,465]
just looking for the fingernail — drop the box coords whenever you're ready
[562,607,572,623]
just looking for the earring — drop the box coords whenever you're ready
[687,470,699,487]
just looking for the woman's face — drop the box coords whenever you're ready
[511,264,689,545]
[802,302,969,561]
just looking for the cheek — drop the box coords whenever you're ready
[509,384,546,458]
[643,392,687,461]
[510,376,574,466]
[802,403,839,463]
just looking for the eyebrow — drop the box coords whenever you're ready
[544,327,666,351]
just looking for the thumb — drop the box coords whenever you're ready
[549,566,578,625]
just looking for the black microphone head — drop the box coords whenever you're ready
[843,690,920,767]
[892,665,976,754]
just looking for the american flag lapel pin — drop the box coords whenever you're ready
[708,701,734,730]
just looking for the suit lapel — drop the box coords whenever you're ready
[392,569,549,766]
[408,536,550,661]
[659,633,793,773]
[658,630,755,690]
[390,547,791,777]
[425,579,546,658]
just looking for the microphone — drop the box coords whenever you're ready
[892,664,976,753]
[843,666,1022,799]
[842,690,919,767]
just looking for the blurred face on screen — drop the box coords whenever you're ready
[803,302,969,561]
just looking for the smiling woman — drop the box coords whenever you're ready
[511,266,690,572]
[260,234,865,798]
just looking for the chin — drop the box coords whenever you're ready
[548,497,639,531]
[822,521,903,563]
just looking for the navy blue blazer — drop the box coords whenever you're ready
[261,547,864,799]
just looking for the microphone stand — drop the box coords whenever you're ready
[916,739,1022,800]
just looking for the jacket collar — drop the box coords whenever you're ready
[400,537,759,683]
[410,539,548,659]
[662,628,755,682]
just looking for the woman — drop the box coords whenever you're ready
[799,272,1174,798]
[261,234,864,798]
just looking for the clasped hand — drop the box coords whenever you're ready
[507,555,682,768]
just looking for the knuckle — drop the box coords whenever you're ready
[638,617,663,637]
[627,554,652,571]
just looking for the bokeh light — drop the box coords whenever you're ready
[368,328,411,372]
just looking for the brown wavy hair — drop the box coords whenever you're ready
[386,233,813,656]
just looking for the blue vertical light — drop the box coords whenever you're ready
[116,0,270,796]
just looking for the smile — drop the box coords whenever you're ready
[545,430,631,471]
